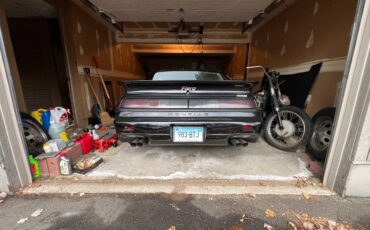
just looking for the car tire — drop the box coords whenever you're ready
[307,107,336,161]
[21,112,50,156]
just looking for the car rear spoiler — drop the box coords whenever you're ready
[120,80,258,90]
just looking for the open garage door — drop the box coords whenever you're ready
[1,0,369,197]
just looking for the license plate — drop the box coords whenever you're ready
[173,127,204,142]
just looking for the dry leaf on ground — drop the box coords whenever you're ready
[303,193,313,200]
[265,209,277,218]
[247,193,256,198]
[264,223,276,230]
[227,226,243,230]
[287,211,357,230]
[295,177,308,188]
[240,214,249,223]
[167,225,176,230]
[31,208,43,217]
[0,192,7,199]
[17,218,28,224]
[288,221,298,230]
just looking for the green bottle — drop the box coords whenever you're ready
[28,155,40,179]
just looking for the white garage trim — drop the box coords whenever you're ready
[276,57,347,75]
[323,0,370,196]
[0,7,32,192]
[115,37,251,44]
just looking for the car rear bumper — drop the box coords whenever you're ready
[115,121,262,146]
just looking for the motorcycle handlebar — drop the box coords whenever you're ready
[246,66,272,78]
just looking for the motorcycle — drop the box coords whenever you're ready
[247,66,313,152]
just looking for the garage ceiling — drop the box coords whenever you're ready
[87,0,277,43]
[89,0,274,22]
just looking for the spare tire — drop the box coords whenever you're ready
[307,107,336,161]
[20,112,50,156]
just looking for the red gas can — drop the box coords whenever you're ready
[74,133,93,154]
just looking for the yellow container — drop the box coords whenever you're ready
[31,109,47,124]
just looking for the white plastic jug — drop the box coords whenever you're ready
[50,107,70,127]
[48,121,70,143]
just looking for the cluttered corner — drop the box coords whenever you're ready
[25,105,119,182]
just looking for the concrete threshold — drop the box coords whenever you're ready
[22,177,335,196]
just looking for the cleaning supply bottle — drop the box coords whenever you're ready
[28,155,40,179]
[41,110,51,131]
[31,109,47,124]
[92,130,99,140]
[48,121,70,143]
[59,153,72,176]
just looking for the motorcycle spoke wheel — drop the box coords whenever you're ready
[266,110,307,150]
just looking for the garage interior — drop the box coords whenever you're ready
[1,0,359,193]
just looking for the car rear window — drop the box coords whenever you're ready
[152,71,225,81]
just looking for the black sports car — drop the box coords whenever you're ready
[115,71,263,147]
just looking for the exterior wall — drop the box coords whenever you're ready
[248,0,358,116]
[0,0,26,113]
[323,0,370,197]
[341,38,370,197]
[0,0,33,193]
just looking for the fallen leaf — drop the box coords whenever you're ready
[328,220,337,230]
[229,226,243,230]
[294,177,308,188]
[167,225,176,230]
[0,192,7,199]
[264,223,276,230]
[265,209,277,218]
[17,218,28,224]
[286,211,356,230]
[31,208,43,217]
[303,193,313,200]
[28,183,42,189]
[303,221,315,230]
[288,221,298,230]
[247,193,256,198]
[239,214,246,223]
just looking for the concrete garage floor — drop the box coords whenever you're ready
[90,139,315,181]
[24,139,329,195]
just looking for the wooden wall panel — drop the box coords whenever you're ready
[248,0,358,116]
[226,44,248,80]
[49,0,146,126]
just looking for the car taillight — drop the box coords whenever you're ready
[121,99,187,109]
[242,125,253,131]
[123,125,135,131]
[189,99,255,109]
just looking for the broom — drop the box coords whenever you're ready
[83,67,113,127]
[91,57,115,115]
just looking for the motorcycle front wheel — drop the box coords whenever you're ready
[263,106,313,152]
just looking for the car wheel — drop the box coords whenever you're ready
[21,112,50,156]
[307,107,336,161]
